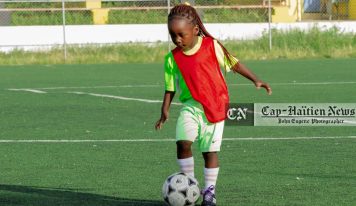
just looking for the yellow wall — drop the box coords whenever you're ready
[350,0,356,19]
[86,0,101,9]
[86,0,109,24]
[332,2,348,18]
[272,6,298,22]
[92,9,109,24]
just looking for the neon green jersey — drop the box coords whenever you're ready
[164,36,238,103]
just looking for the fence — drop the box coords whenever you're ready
[0,0,273,25]
[0,0,355,60]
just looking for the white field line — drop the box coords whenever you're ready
[7,89,47,94]
[344,120,356,124]
[31,85,161,90]
[0,136,356,143]
[6,81,356,91]
[230,81,356,86]
[68,91,182,105]
[223,136,356,141]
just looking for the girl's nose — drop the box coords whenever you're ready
[175,37,182,44]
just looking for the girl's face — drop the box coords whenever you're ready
[168,18,199,51]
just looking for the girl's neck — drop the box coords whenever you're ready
[183,36,199,52]
[183,36,202,55]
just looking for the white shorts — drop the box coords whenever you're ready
[176,100,224,152]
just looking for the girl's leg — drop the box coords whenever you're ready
[202,151,218,168]
[201,152,219,206]
[177,140,193,159]
[202,152,219,193]
[176,140,195,177]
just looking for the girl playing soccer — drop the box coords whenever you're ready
[155,3,272,206]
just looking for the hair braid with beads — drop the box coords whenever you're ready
[168,4,239,72]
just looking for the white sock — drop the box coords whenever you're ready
[204,167,219,194]
[177,157,195,177]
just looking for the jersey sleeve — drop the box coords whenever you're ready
[214,39,239,72]
[164,52,177,92]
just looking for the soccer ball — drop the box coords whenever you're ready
[162,172,200,206]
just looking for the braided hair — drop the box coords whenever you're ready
[168,4,239,72]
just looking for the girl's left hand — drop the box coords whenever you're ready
[255,80,272,95]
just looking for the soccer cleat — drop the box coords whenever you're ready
[201,185,217,206]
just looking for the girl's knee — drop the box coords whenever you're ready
[176,140,193,152]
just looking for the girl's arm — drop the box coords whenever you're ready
[233,62,272,95]
[155,91,175,130]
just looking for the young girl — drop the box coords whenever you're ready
[155,3,272,206]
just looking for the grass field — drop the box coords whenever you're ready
[0,59,356,205]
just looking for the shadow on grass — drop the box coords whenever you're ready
[0,184,164,206]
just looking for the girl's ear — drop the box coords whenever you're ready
[194,25,199,36]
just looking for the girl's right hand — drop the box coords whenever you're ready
[155,112,169,130]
